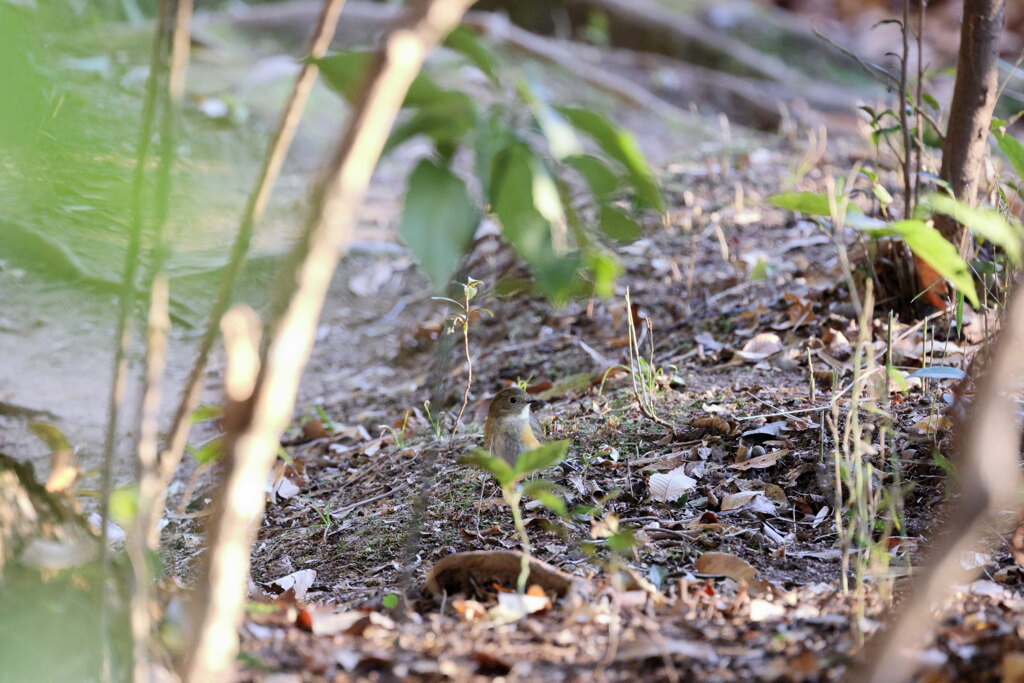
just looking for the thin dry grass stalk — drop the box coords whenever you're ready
[155,0,351,543]
[182,1,477,679]
[128,276,170,683]
[858,283,1024,682]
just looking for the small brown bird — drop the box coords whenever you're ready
[483,387,543,464]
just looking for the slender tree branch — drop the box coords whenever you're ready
[128,276,170,683]
[183,2,477,679]
[857,283,1024,682]
[154,0,350,543]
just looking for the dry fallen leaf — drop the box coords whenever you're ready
[266,568,316,601]
[453,599,488,621]
[720,491,777,514]
[730,448,788,470]
[649,466,697,502]
[735,332,784,361]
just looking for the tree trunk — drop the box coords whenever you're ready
[938,0,1005,256]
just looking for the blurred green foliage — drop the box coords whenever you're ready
[315,26,663,303]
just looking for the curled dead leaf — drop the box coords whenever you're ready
[648,466,697,502]
[691,415,736,434]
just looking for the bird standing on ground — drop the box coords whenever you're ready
[483,387,543,464]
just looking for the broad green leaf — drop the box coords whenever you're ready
[190,404,223,425]
[888,219,979,307]
[587,250,622,297]
[887,367,909,392]
[315,52,443,108]
[398,160,480,291]
[997,132,1024,182]
[513,440,569,477]
[531,161,569,242]
[383,91,476,155]
[521,479,568,518]
[187,437,224,465]
[923,193,1023,265]
[491,143,582,302]
[461,449,516,488]
[474,111,516,199]
[598,205,643,244]
[768,192,835,216]
[557,107,663,211]
[906,366,966,380]
[443,26,499,85]
[381,593,399,609]
[532,100,583,160]
[566,154,620,199]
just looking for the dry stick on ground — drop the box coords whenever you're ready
[183,1,476,680]
[154,0,351,540]
[858,284,1024,682]
[937,0,1005,257]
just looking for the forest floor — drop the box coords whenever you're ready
[3,2,1024,681]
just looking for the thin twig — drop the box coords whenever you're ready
[899,3,913,218]
[98,1,172,675]
[128,276,170,683]
[154,0,352,543]
[183,2,477,679]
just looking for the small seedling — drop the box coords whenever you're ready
[461,440,570,593]
[433,277,492,439]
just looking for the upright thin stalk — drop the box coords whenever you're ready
[899,0,913,218]
[128,276,170,683]
[154,0,351,542]
[183,2,476,679]
[99,0,169,578]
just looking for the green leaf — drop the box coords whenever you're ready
[922,193,1023,266]
[887,219,979,307]
[767,192,834,216]
[491,143,582,302]
[587,250,622,298]
[110,485,139,526]
[566,154,620,199]
[28,422,71,452]
[997,132,1024,183]
[383,91,477,155]
[531,100,584,160]
[315,52,443,108]
[513,440,570,477]
[474,111,516,200]
[906,366,966,380]
[921,92,940,111]
[381,593,399,609]
[597,204,642,244]
[521,479,568,518]
[557,107,663,211]
[187,437,224,465]
[399,160,480,291]
[190,404,223,425]
[460,449,516,488]
[443,26,499,85]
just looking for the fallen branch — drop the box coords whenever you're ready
[183,1,477,679]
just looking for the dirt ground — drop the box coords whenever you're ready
[3,3,1024,681]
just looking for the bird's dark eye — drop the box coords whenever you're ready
[508,396,518,404]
